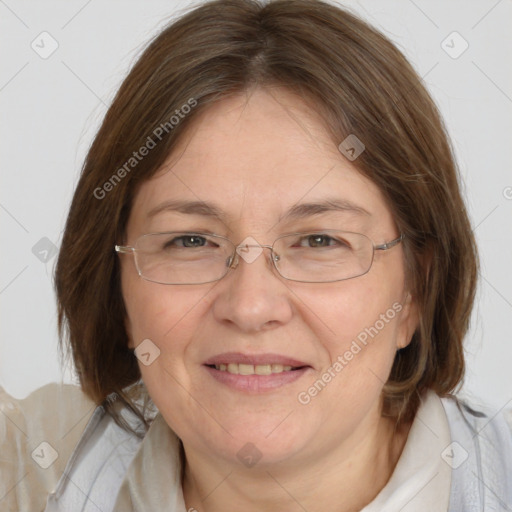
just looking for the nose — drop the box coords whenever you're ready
[225,244,278,270]
[212,244,293,333]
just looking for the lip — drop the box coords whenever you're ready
[204,365,312,392]
[202,352,312,393]
[203,352,310,368]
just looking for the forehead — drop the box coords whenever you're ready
[158,87,358,186]
[129,87,394,234]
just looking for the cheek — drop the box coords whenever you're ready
[294,285,402,438]
[122,268,209,342]
[301,279,403,381]
[121,275,213,412]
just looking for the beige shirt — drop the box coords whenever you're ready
[0,384,96,511]
[0,384,452,511]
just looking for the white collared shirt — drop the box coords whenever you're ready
[361,391,452,511]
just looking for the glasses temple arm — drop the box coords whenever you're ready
[115,245,134,254]
[374,233,404,251]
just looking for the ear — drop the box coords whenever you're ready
[396,291,419,350]
[396,243,431,350]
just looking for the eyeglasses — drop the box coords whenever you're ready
[115,230,403,285]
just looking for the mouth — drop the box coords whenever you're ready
[202,352,312,392]
[206,363,307,375]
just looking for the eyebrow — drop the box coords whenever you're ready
[147,197,371,221]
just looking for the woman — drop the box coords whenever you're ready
[1,0,511,510]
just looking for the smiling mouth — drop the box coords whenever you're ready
[206,363,307,375]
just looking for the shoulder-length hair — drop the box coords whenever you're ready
[55,0,478,430]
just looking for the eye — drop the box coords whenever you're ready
[297,234,346,248]
[163,234,211,249]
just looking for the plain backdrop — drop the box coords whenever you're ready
[1,0,511,411]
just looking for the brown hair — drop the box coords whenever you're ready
[55,0,478,430]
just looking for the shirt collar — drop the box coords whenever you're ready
[361,390,452,511]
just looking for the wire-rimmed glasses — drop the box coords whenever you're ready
[115,230,404,285]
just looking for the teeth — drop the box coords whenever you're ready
[214,363,295,375]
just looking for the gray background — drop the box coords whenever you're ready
[1,0,511,411]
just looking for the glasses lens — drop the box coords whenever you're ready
[134,232,233,284]
[273,231,373,283]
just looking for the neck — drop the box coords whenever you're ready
[182,414,411,512]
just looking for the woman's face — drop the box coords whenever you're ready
[121,87,417,468]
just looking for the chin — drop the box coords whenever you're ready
[210,422,311,468]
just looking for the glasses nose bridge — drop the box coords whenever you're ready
[227,242,278,271]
